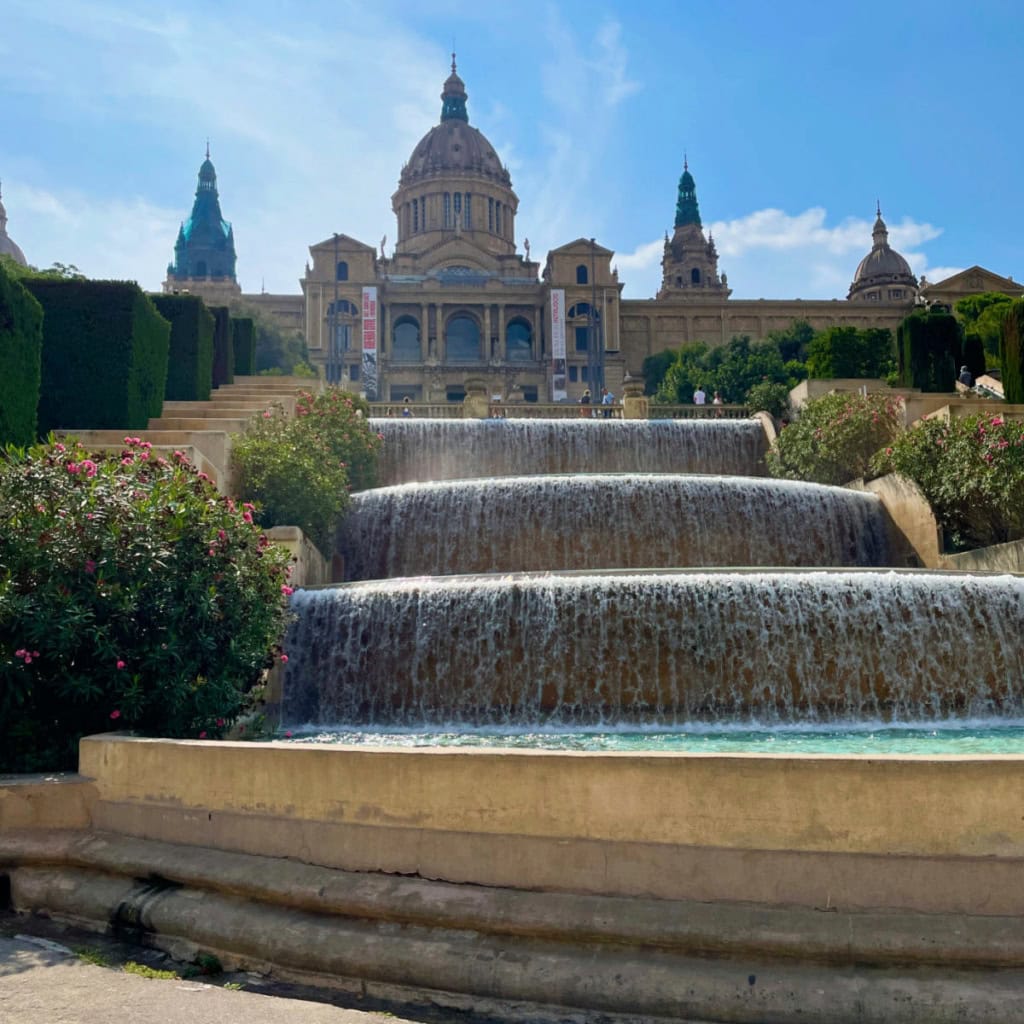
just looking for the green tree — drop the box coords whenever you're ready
[230,301,313,375]
[764,319,816,364]
[805,326,895,379]
[955,291,1015,361]
[641,348,676,396]
[0,255,86,281]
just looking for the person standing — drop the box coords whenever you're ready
[579,388,592,417]
[693,385,707,406]
[601,386,614,418]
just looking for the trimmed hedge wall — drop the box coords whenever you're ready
[1000,299,1024,404]
[0,262,44,445]
[210,305,233,388]
[25,280,170,433]
[232,317,255,376]
[897,307,960,392]
[152,294,215,401]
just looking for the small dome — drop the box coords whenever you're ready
[848,206,917,300]
[198,158,216,182]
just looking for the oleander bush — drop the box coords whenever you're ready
[233,388,382,556]
[766,392,903,486]
[872,413,1024,550]
[0,262,43,445]
[0,437,293,772]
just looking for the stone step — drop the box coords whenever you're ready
[147,416,250,433]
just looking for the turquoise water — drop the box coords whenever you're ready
[280,720,1024,755]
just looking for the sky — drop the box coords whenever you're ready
[1,0,1021,302]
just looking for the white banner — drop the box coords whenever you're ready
[550,288,567,402]
[361,286,378,400]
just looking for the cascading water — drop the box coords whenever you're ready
[283,570,1024,726]
[337,474,894,579]
[371,418,768,483]
[283,416,1024,740]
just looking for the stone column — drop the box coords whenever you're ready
[621,374,649,420]
[496,304,506,361]
[483,305,492,361]
[536,305,544,359]
[381,301,390,357]
[436,303,445,362]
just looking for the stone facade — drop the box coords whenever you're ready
[167,63,1019,402]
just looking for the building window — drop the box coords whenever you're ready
[454,193,461,224]
[444,193,452,228]
[520,385,538,403]
[413,198,419,232]
[349,364,360,381]
[576,264,588,285]
[445,315,481,363]
[581,365,589,382]
[464,193,472,229]
[336,261,349,282]
[575,326,589,352]
[676,276,682,287]
[569,365,578,382]
[446,385,466,403]
[889,289,903,299]
[391,316,421,362]
[506,317,533,361]
[691,268,701,285]
[495,202,502,236]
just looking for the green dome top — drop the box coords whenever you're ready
[674,158,701,228]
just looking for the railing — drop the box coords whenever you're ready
[649,404,751,420]
[370,404,464,419]
[495,403,623,419]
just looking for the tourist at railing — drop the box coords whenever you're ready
[579,388,593,418]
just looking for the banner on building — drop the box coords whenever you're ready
[550,288,567,402]
[361,286,378,401]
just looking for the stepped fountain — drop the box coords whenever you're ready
[9,416,1024,1024]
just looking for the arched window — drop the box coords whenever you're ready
[336,261,349,282]
[567,303,599,352]
[445,315,481,363]
[576,264,588,285]
[506,317,533,361]
[464,193,472,229]
[690,267,701,285]
[675,276,682,287]
[391,316,421,362]
[413,198,419,233]
[444,193,452,228]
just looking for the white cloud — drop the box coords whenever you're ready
[612,207,951,300]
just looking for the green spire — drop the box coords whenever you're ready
[440,53,468,123]
[674,156,701,228]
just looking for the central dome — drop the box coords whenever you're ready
[399,59,511,188]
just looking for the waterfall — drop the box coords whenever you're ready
[338,475,894,580]
[371,418,768,484]
[283,571,1024,727]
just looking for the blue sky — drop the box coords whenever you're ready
[1,0,1021,301]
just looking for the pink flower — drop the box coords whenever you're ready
[54,442,66,453]
[262,411,271,419]
[199,731,207,739]
[243,511,254,524]
[121,457,134,466]
[110,709,121,720]
[116,660,126,670]
[216,718,225,727]
[66,462,80,474]
[280,654,289,664]
[284,731,293,738]
[81,459,98,478]
[208,548,216,557]
[85,559,97,574]
[281,585,294,596]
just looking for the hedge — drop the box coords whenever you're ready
[24,279,170,432]
[0,262,43,445]
[897,307,960,392]
[151,294,215,401]
[210,305,233,388]
[1001,300,1024,404]
[232,317,255,376]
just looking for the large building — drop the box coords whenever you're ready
[165,61,1023,402]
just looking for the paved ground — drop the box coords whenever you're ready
[0,929,434,1024]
